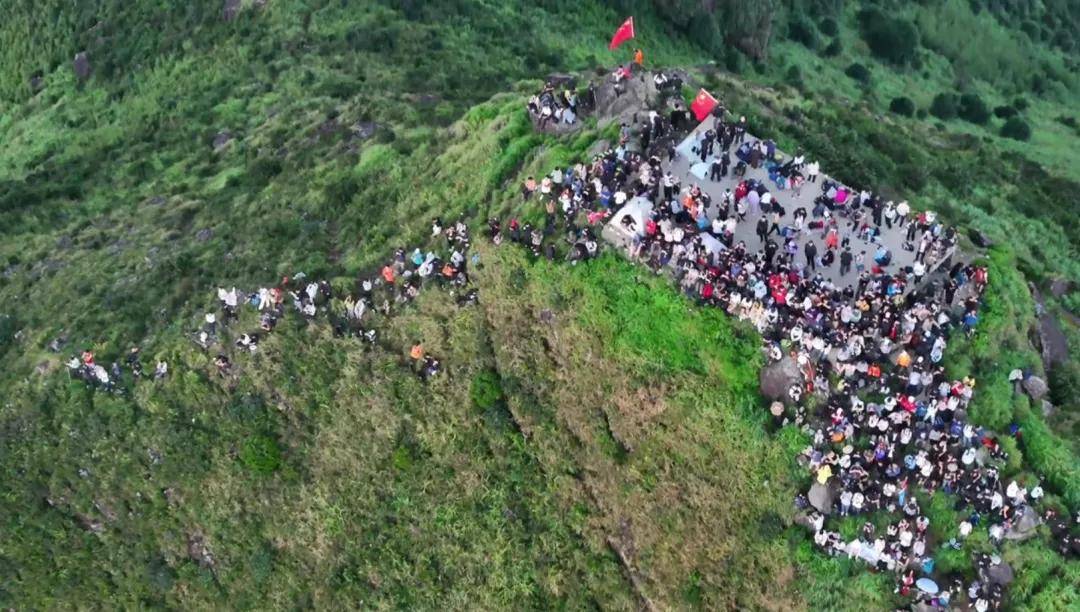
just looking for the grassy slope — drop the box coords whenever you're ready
[1,0,1078,609]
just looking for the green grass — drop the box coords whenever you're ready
[0,1,1078,609]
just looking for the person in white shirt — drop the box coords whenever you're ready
[806,160,820,182]
[896,200,910,226]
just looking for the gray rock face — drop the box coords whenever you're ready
[587,139,611,157]
[195,228,214,242]
[760,355,802,404]
[73,52,92,81]
[546,73,577,88]
[1022,375,1048,400]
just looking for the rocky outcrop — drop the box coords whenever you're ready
[1004,506,1040,541]
[1022,375,1048,400]
[760,355,802,404]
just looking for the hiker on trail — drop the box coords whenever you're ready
[633,48,644,67]
[806,160,820,183]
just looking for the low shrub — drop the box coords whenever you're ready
[822,38,842,58]
[470,369,504,409]
[240,435,282,474]
[930,93,958,119]
[845,62,871,84]
[958,93,991,124]
[788,17,819,50]
[888,96,915,117]
[1000,116,1032,141]
[993,105,1017,119]
[858,9,919,65]
[818,17,838,37]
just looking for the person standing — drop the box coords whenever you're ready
[805,240,818,271]
[840,247,853,275]
[806,160,820,183]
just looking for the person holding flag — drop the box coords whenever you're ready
[609,17,635,50]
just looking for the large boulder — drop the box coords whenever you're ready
[760,355,802,404]
[1022,375,1048,400]
[808,481,835,514]
[986,561,1015,586]
[545,73,576,88]
[73,52,92,81]
[1004,506,1041,541]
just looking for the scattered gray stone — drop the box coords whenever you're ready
[317,118,340,138]
[539,308,554,323]
[94,500,118,523]
[73,52,92,81]
[147,195,167,207]
[969,228,994,248]
[29,75,44,93]
[195,228,214,242]
[351,121,379,141]
[56,235,73,249]
[212,130,233,152]
[147,447,163,465]
[47,335,67,353]
[78,467,91,478]
[76,513,104,534]
[1022,375,1048,400]
[187,532,216,570]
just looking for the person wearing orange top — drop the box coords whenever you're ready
[410,344,424,360]
[381,264,395,284]
[633,48,644,66]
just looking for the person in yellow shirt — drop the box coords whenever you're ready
[817,464,832,484]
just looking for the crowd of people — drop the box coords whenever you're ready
[496,79,1076,609]
[68,217,482,391]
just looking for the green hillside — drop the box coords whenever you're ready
[1,1,1077,609]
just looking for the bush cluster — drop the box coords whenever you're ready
[858,9,919,65]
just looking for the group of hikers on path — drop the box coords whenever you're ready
[68,217,481,391]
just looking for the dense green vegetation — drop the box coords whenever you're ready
[1,0,1077,608]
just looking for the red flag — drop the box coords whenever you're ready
[690,88,718,121]
[609,17,635,50]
